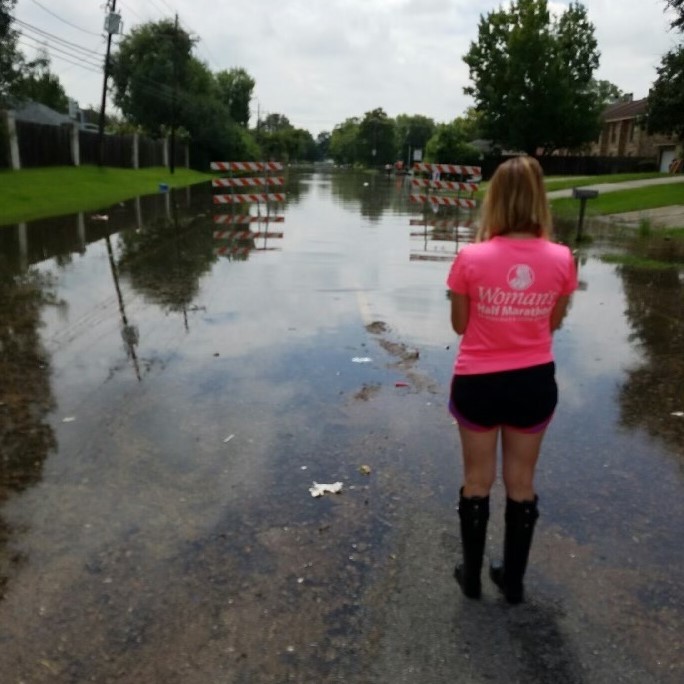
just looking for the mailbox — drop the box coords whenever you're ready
[572,187,599,242]
[572,187,599,200]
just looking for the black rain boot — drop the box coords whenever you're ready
[454,487,490,599]
[490,496,539,604]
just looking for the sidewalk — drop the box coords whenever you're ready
[549,175,684,228]
[547,174,684,199]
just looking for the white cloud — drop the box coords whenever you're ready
[12,0,678,136]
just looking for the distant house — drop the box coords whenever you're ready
[590,95,678,172]
[11,100,73,127]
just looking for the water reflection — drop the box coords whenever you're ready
[0,171,682,682]
[614,255,684,459]
[0,266,58,596]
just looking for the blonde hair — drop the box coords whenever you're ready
[476,156,552,241]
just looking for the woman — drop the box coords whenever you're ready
[446,156,577,604]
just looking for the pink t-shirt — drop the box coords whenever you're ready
[446,236,578,375]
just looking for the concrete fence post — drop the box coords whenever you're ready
[132,132,139,169]
[6,110,21,170]
[17,223,28,272]
[71,122,80,166]
[163,136,169,169]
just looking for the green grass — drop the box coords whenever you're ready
[543,172,665,192]
[600,253,684,270]
[551,182,684,218]
[474,172,667,198]
[0,166,212,226]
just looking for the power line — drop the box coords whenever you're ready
[18,34,104,70]
[17,39,103,75]
[28,0,102,37]
[14,18,105,59]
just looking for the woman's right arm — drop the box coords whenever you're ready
[450,292,470,335]
[550,295,571,332]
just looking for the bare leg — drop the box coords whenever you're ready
[458,424,499,497]
[501,427,546,501]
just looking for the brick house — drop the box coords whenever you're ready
[590,96,678,171]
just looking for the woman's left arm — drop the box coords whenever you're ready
[450,292,470,335]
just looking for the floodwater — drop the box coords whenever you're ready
[0,170,682,683]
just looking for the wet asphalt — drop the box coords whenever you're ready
[0,170,682,683]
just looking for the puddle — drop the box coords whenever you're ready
[0,172,682,682]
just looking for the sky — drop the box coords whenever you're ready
[12,0,680,136]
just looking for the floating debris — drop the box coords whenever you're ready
[671,411,684,417]
[395,381,409,388]
[223,434,235,443]
[352,357,372,363]
[309,482,343,498]
[62,416,76,423]
[359,465,372,476]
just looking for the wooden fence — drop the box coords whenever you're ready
[1,112,188,170]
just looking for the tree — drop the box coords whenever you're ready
[330,117,360,164]
[214,67,255,127]
[590,79,624,105]
[1,0,23,101]
[425,120,481,164]
[463,0,601,154]
[13,52,69,112]
[646,46,684,142]
[357,108,396,165]
[646,1,684,142]
[667,0,684,30]
[395,114,435,165]
[316,131,331,160]
[111,20,197,136]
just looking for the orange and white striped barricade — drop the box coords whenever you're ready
[213,214,285,225]
[212,177,285,188]
[210,161,284,172]
[409,194,476,210]
[410,179,479,193]
[213,193,287,205]
[213,229,284,241]
[412,163,481,179]
[211,161,287,231]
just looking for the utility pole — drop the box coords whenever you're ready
[98,0,121,167]
[169,13,179,175]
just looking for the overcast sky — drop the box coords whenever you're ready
[13,0,679,136]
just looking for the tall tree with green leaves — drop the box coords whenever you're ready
[357,108,396,165]
[463,0,601,154]
[214,67,255,127]
[425,120,481,164]
[395,114,436,165]
[667,0,684,30]
[590,79,624,105]
[1,0,22,102]
[330,117,360,164]
[646,2,684,143]
[111,20,197,136]
[13,51,69,112]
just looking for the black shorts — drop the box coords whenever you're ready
[449,362,558,432]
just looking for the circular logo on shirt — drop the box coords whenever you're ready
[507,264,535,291]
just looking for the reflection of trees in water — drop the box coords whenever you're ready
[117,209,215,313]
[0,267,58,596]
[330,171,395,222]
[617,263,684,458]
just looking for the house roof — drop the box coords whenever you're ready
[602,97,647,122]
[10,100,72,126]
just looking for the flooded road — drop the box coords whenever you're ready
[0,170,682,683]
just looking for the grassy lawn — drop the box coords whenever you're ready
[543,172,665,192]
[0,166,212,226]
[551,182,684,218]
[474,172,666,199]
